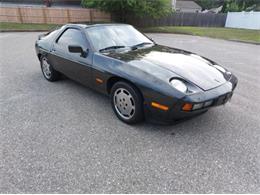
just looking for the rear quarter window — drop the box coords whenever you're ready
[44,28,60,39]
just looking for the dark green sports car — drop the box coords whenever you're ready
[35,24,238,124]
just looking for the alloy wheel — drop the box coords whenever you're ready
[113,88,136,120]
[42,57,52,79]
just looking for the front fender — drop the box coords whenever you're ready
[92,53,185,100]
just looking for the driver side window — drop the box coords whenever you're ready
[57,28,86,53]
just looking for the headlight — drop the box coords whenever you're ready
[170,79,187,93]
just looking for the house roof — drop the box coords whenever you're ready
[176,0,202,10]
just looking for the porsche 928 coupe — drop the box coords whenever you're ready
[35,24,238,124]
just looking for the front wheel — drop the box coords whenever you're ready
[111,81,144,124]
[40,56,60,81]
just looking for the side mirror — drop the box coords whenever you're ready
[68,45,88,58]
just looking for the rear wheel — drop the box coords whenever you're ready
[111,81,144,124]
[40,56,60,81]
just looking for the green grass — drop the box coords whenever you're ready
[1,23,259,43]
[0,22,60,31]
[142,26,260,43]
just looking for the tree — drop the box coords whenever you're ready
[221,0,260,12]
[195,0,259,12]
[81,0,172,22]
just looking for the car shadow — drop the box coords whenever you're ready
[34,73,219,137]
[136,111,215,133]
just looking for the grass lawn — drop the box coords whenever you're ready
[1,23,259,44]
[142,26,260,44]
[0,22,59,31]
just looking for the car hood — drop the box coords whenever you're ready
[106,45,230,91]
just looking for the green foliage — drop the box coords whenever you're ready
[195,0,260,12]
[81,0,172,21]
[225,0,240,11]
[221,0,260,12]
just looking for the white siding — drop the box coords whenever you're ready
[225,12,260,30]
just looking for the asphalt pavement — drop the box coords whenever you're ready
[0,32,259,193]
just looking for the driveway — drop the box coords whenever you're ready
[0,32,259,193]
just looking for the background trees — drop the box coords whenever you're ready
[221,0,260,12]
[195,0,260,12]
[81,0,172,22]
[81,0,260,22]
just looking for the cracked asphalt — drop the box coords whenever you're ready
[0,32,260,193]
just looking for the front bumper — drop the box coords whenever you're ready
[144,74,238,124]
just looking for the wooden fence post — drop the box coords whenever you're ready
[66,9,71,23]
[17,7,23,23]
[90,9,93,23]
[42,7,47,24]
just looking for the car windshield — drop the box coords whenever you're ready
[85,25,153,52]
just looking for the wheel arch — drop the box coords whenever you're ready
[38,52,47,61]
[37,53,42,61]
[106,76,144,101]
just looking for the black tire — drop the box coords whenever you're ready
[111,81,144,124]
[40,56,60,82]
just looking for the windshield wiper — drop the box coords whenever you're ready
[99,45,126,52]
[131,42,153,50]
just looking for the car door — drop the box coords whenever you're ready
[49,28,92,86]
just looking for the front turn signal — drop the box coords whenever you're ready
[182,103,193,111]
[151,102,169,111]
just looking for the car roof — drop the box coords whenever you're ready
[64,23,130,29]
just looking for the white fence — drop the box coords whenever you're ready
[225,12,260,30]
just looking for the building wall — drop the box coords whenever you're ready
[175,8,201,13]
[175,0,202,13]
[225,12,260,30]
